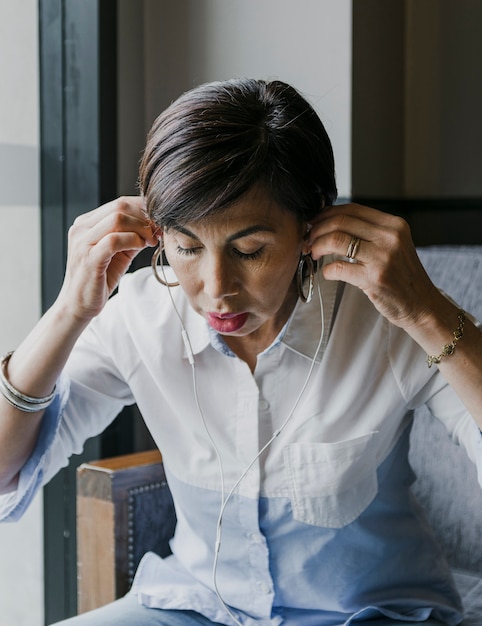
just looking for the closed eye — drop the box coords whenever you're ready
[177,245,264,260]
[232,247,264,260]
[176,245,201,256]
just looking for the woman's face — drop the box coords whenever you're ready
[162,185,308,355]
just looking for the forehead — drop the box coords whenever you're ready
[168,185,300,237]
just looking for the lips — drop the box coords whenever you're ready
[206,312,249,333]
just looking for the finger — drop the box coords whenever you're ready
[72,196,157,244]
[311,203,400,230]
[70,198,158,249]
[74,196,144,226]
[309,204,407,251]
[309,230,367,263]
[87,212,158,247]
[320,254,369,292]
[61,230,147,319]
[86,230,149,268]
[308,207,410,262]
[309,212,397,245]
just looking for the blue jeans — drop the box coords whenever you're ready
[49,593,445,626]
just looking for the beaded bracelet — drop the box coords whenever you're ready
[426,310,466,368]
[0,351,56,413]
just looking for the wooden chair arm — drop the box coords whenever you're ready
[76,450,176,614]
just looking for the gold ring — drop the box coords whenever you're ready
[346,236,361,260]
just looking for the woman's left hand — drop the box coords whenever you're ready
[307,203,441,330]
[308,203,482,429]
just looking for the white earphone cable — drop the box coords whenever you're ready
[160,260,325,626]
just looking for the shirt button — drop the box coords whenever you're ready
[257,581,271,594]
[248,532,263,544]
[259,398,270,411]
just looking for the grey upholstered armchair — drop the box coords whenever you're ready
[408,246,482,624]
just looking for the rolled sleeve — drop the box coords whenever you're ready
[416,372,482,491]
[469,418,482,488]
[0,374,69,522]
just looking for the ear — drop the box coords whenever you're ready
[301,223,313,255]
[146,217,162,241]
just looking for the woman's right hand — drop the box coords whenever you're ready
[56,196,159,324]
[0,197,159,493]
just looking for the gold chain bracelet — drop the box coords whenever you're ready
[426,310,466,368]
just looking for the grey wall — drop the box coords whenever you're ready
[352,0,482,199]
[117,0,353,199]
[0,1,44,625]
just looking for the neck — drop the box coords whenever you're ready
[223,285,298,373]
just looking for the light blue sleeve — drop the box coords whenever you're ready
[0,374,70,523]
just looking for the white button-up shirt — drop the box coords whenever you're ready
[2,264,482,625]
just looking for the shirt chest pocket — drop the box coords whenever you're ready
[283,432,379,529]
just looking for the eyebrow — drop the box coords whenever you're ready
[173,224,276,242]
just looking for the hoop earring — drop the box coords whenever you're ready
[297,254,314,304]
[151,242,180,287]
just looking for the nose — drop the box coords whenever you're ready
[203,253,239,300]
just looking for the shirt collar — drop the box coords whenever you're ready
[207,312,292,359]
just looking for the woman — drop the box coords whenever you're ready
[1,79,481,626]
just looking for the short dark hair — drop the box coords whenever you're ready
[139,78,337,228]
